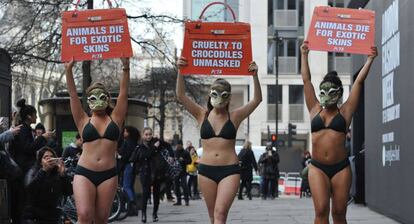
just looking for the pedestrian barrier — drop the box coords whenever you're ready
[278,177,285,194]
[284,177,302,195]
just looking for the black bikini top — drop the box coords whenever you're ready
[200,112,237,140]
[82,117,120,143]
[311,109,347,133]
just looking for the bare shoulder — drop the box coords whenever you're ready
[309,105,322,119]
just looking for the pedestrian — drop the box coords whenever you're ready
[173,140,191,206]
[185,140,193,152]
[160,139,175,202]
[300,150,311,198]
[237,140,258,200]
[62,133,83,160]
[22,146,72,224]
[34,123,45,139]
[187,146,200,200]
[176,57,262,223]
[64,57,129,223]
[300,41,377,223]
[8,99,53,224]
[119,125,140,216]
[258,144,279,199]
[0,120,22,180]
[130,127,169,223]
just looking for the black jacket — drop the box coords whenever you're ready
[130,138,170,181]
[9,123,47,174]
[174,148,191,176]
[238,148,258,181]
[23,167,72,223]
[118,139,137,172]
[258,150,280,179]
[62,143,82,160]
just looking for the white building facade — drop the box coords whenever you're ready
[182,0,352,149]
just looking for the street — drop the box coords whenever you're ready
[114,196,399,224]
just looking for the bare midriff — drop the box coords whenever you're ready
[77,139,117,171]
[312,130,347,165]
[200,138,238,165]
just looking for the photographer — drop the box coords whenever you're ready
[258,144,280,200]
[22,146,72,224]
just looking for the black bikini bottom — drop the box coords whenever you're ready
[310,158,350,179]
[198,163,240,184]
[75,165,117,186]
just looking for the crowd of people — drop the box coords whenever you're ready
[0,38,377,224]
[0,99,206,224]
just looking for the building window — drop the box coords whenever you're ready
[328,0,349,8]
[274,0,297,10]
[14,83,21,103]
[172,118,176,131]
[289,85,304,122]
[267,85,282,121]
[31,87,36,105]
[268,38,298,74]
[328,52,352,75]
[192,0,239,22]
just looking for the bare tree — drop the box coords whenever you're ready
[130,65,208,140]
[0,0,211,135]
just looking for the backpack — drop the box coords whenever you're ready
[160,149,182,179]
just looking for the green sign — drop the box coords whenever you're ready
[62,131,78,149]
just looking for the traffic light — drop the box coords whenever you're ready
[288,123,297,136]
[287,123,297,147]
[271,134,277,146]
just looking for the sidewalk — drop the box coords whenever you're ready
[115,196,400,224]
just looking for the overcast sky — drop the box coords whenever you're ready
[113,0,184,51]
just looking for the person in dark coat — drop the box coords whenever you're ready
[258,144,280,200]
[8,99,53,224]
[119,125,140,215]
[22,146,72,224]
[62,133,83,160]
[237,141,258,200]
[173,140,192,206]
[130,127,170,223]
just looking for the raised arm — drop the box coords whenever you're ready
[232,62,262,126]
[342,47,377,120]
[64,60,88,130]
[112,58,130,125]
[176,57,206,124]
[301,42,319,113]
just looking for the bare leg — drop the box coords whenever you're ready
[308,165,331,224]
[331,166,352,224]
[198,174,218,224]
[73,175,97,223]
[95,176,118,224]
[214,174,240,224]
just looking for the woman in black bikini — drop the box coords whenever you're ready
[176,57,262,224]
[64,58,129,223]
[301,41,377,224]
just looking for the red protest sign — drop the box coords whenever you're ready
[180,2,253,76]
[307,6,375,55]
[61,7,133,62]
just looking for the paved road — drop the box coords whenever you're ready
[114,196,400,224]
